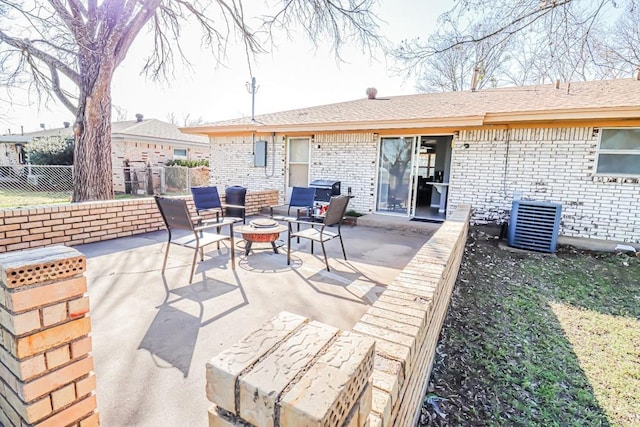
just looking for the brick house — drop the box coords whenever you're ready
[23,116,210,192]
[183,78,640,244]
[0,135,29,166]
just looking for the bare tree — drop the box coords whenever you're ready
[0,0,381,202]
[394,0,635,92]
[399,25,510,92]
[168,112,206,127]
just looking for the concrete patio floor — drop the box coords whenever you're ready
[75,218,438,426]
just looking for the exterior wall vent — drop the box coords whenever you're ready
[508,200,562,253]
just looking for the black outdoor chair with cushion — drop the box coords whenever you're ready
[286,195,350,271]
[191,186,246,224]
[155,196,235,283]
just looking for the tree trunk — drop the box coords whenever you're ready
[72,59,114,202]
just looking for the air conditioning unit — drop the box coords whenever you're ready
[508,200,562,253]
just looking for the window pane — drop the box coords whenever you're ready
[289,164,308,187]
[600,129,640,150]
[289,138,309,163]
[596,154,640,175]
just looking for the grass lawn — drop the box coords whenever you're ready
[0,188,71,208]
[419,227,640,426]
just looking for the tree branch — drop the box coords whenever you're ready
[0,29,80,83]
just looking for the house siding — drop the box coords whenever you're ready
[448,127,640,243]
[209,133,376,213]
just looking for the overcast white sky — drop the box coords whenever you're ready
[1,1,453,133]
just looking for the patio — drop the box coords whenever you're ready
[76,218,438,426]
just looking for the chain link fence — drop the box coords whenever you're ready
[0,164,210,209]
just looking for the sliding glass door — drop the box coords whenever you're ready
[376,136,414,215]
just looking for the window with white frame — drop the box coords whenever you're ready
[596,128,640,175]
[173,148,187,160]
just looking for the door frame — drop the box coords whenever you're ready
[373,135,417,216]
[286,136,311,192]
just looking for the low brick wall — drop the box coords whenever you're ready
[206,312,375,427]
[203,204,471,427]
[0,246,98,427]
[0,190,279,253]
[354,204,471,427]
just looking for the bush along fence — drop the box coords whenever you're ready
[0,190,279,253]
[205,205,471,427]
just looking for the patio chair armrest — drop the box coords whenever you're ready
[198,218,235,231]
[286,218,320,227]
[221,203,246,210]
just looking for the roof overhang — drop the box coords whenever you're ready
[111,133,209,147]
[181,105,640,137]
[181,116,486,136]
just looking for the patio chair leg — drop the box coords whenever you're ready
[339,234,347,260]
[161,241,171,274]
[320,240,330,271]
[311,241,314,255]
[230,235,236,270]
[189,248,199,283]
[287,224,291,266]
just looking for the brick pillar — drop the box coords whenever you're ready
[0,246,99,427]
[206,311,374,427]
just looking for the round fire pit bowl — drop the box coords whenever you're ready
[235,220,287,255]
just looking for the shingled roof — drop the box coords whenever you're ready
[183,78,640,135]
[24,119,208,145]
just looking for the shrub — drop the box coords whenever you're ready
[25,136,74,165]
[165,159,209,167]
[345,209,363,217]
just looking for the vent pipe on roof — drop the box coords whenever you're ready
[40,123,45,130]
[63,121,70,128]
[470,67,479,92]
[135,113,144,122]
[555,79,560,89]
[636,67,640,80]
[366,87,377,99]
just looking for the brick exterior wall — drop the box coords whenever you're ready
[0,246,98,427]
[0,191,278,253]
[448,127,640,243]
[111,138,210,169]
[209,133,377,214]
[112,138,210,193]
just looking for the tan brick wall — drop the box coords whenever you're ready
[206,312,375,427]
[203,205,471,427]
[448,127,640,243]
[0,190,278,253]
[351,204,470,427]
[0,246,98,427]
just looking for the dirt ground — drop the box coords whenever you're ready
[418,226,640,427]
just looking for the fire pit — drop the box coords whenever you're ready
[235,219,287,255]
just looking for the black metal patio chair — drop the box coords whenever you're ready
[286,195,350,271]
[191,186,246,224]
[155,196,235,283]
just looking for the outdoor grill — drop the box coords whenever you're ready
[309,179,341,202]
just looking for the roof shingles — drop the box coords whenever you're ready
[187,79,640,133]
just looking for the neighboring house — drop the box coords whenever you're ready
[23,116,210,192]
[0,135,29,166]
[183,78,640,244]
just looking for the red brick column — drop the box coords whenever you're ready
[0,246,98,427]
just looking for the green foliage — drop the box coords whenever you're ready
[345,209,363,217]
[164,159,209,167]
[25,137,74,165]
